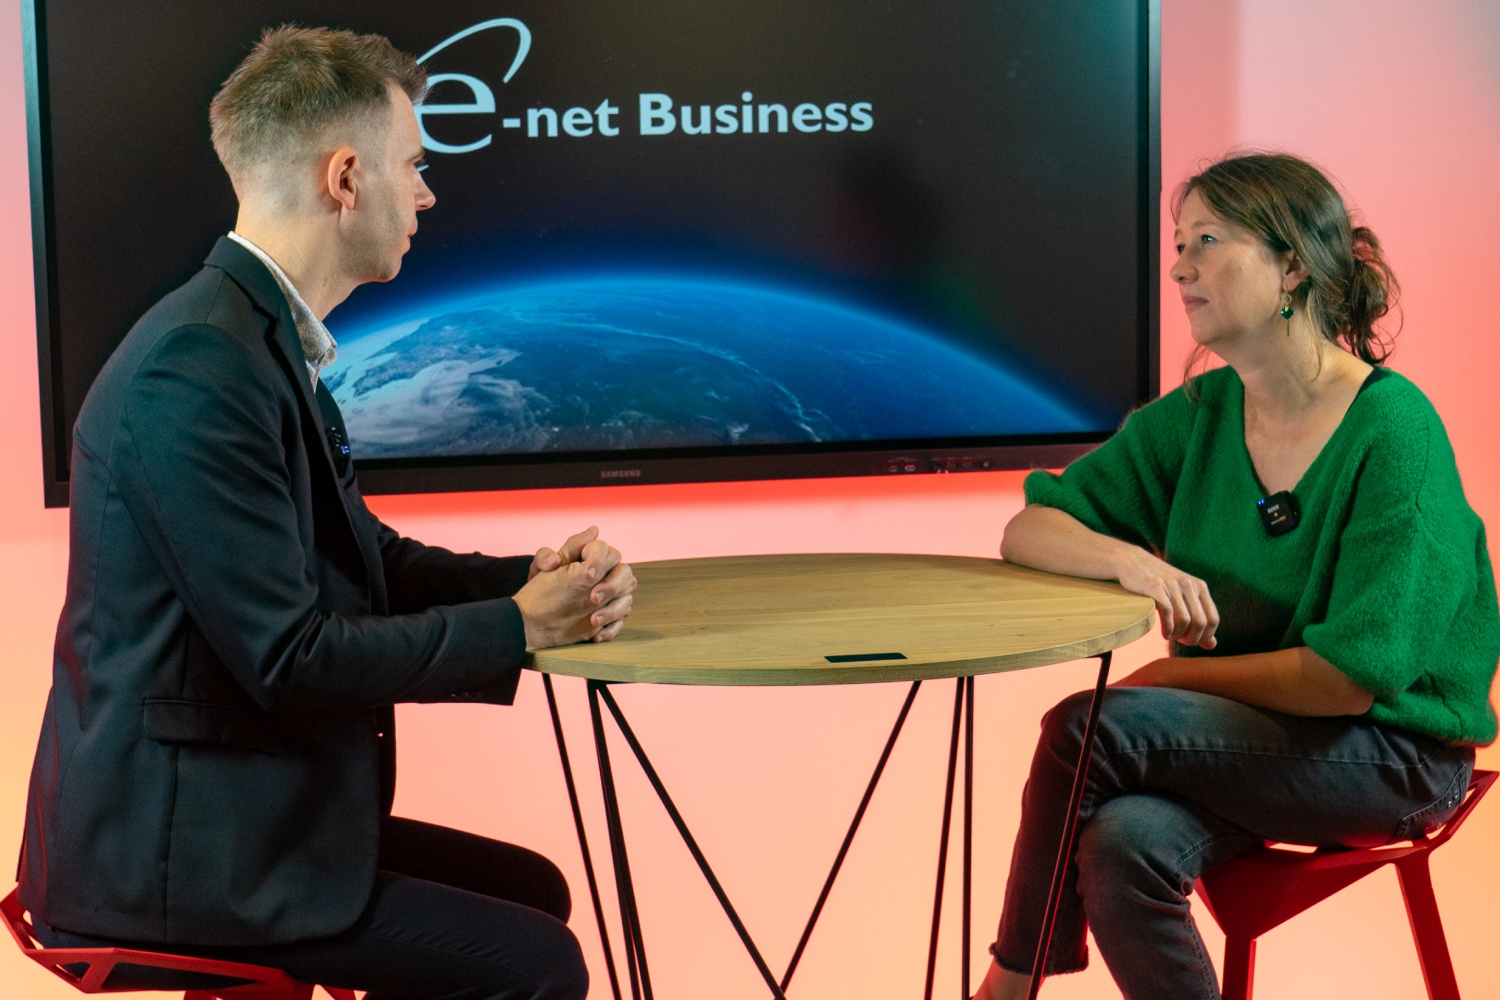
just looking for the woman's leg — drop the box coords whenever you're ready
[984,686,1472,1000]
[1074,794,1255,998]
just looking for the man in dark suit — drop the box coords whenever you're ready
[18,26,631,1000]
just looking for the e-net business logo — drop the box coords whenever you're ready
[415,18,875,154]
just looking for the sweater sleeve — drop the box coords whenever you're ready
[1023,385,1195,553]
[1301,409,1499,704]
[1304,505,1473,697]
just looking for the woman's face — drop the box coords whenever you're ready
[1170,189,1296,351]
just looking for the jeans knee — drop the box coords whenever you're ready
[1075,796,1191,915]
[1038,689,1096,760]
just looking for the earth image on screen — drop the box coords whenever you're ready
[323,277,1087,459]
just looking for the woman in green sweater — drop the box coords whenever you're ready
[974,153,1499,1000]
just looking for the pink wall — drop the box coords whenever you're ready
[1,2,1497,997]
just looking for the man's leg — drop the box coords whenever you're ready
[378,815,572,922]
[35,870,585,1000]
[35,819,588,1000]
[265,869,588,1000]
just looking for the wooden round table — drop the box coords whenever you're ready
[532,553,1154,1000]
[534,552,1153,685]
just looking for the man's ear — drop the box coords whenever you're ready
[323,146,360,212]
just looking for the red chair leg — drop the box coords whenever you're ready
[1396,853,1461,1000]
[1219,935,1255,1000]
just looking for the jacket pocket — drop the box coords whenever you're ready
[142,699,289,755]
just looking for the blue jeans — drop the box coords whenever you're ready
[991,687,1474,1000]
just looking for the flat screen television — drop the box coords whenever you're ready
[24,0,1160,507]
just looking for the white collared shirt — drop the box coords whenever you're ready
[228,231,338,386]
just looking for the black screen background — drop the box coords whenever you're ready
[34,0,1151,491]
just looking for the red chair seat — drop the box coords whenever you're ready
[1196,768,1495,1000]
[2,887,356,1000]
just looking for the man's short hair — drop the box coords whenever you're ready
[210,25,427,178]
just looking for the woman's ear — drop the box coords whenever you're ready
[1281,250,1309,292]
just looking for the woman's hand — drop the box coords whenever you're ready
[1111,546,1220,650]
[1001,505,1221,650]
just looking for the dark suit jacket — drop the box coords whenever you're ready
[20,238,533,946]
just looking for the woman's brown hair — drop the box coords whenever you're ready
[1175,152,1399,375]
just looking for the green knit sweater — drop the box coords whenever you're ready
[1025,366,1499,745]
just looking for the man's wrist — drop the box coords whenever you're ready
[511,590,539,650]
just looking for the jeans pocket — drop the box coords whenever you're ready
[1393,754,1473,842]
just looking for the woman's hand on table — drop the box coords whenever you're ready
[1111,546,1220,650]
[1000,505,1219,650]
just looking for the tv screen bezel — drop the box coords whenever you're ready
[24,0,1161,507]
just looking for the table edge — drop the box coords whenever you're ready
[531,613,1154,686]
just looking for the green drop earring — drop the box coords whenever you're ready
[1279,292,1294,334]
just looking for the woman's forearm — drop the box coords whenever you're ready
[1002,504,1221,650]
[1000,504,1145,580]
[1119,646,1375,717]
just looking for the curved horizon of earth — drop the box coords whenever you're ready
[324,277,1088,460]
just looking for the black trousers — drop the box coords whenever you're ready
[36,815,589,1000]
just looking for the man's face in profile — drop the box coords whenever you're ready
[343,84,436,285]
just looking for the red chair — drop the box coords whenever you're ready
[3,887,356,1000]
[1196,768,1495,1000]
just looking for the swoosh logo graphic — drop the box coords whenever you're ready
[419,18,531,83]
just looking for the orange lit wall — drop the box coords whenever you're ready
[2,2,1497,997]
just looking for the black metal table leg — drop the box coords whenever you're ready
[781,680,923,992]
[596,685,789,1000]
[962,675,975,1000]
[573,679,932,1000]
[543,674,623,1000]
[924,678,967,1000]
[1026,652,1112,1000]
[589,681,654,1000]
[556,661,1097,1000]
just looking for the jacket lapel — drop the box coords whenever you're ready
[205,239,327,441]
[203,238,385,601]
